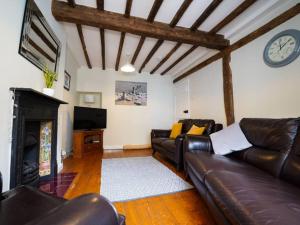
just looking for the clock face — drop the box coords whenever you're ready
[267,35,296,62]
[263,29,300,67]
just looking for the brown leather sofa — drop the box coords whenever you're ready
[151,119,222,170]
[0,173,125,225]
[184,118,300,225]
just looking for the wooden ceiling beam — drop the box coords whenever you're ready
[161,0,255,75]
[115,0,133,71]
[161,45,198,75]
[210,0,257,34]
[67,0,91,68]
[97,0,105,70]
[150,0,222,74]
[173,3,300,83]
[52,1,228,49]
[139,0,193,73]
[131,0,164,65]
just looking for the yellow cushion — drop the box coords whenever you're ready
[187,125,206,135]
[169,123,183,139]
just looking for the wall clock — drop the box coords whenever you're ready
[263,29,300,67]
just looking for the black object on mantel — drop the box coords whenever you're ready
[10,88,67,189]
[10,88,68,104]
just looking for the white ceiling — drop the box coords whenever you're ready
[60,0,293,76]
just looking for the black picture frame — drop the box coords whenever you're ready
[19,0,61,73]
[64,71,71,91]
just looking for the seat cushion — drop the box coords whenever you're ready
[0,186,64,225]
[185,152,258,183]
[152,137,169,146]
[161,139,176,153]
[205,170,300,225]
[240,118,299,177]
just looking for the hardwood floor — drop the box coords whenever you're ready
[62,149,215,225]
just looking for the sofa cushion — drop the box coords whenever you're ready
[185,152,258,183]
[179,119,215,135]
[152,137,169,146]
[161,139,176,153]
[281,128,300,187]
[210,123,252,155]
[240,118,299,177]
[205,170,300,225]
[240,118,298,152]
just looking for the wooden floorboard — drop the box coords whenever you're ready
[62,149,215,225]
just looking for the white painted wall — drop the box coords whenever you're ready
[232,14,300,120]
[77,68,174,149]
[61,46,80,156]
[0,0,69,191]
[175,13,300,126]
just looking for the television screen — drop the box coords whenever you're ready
[73,106,107,130]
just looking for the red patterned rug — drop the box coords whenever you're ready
[39,172,77,198]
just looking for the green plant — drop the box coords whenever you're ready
[43,67,57,88]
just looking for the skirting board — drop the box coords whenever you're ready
[123,144,151,150]
[104,144,151,150]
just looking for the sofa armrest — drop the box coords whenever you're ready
[151,129,171,138]
[213,123,223,133]
[25,194,121,225]
[184,135,213,153]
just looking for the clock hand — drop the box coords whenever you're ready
[279,39,282,50]
[281,38,291,49]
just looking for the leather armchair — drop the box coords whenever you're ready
[151,119,222,170]
[0,172,125,225]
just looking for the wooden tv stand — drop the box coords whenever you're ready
[73,129,103,158]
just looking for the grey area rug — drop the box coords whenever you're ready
[100,156,193,202]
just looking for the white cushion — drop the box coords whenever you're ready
[210,123,252,155]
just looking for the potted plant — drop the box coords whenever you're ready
[43,67,57,96]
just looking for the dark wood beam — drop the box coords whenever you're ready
[150,43,181,74]
[229,3,300,52]
[76,24,92,68]
[210,0,256,34]
[139,0,192,73]
[150,0,222,74]
[115,0,133,71]
[97,0,105,70]
[67,0,91,68]
[173,52,222,83]
[169,0,193,27]
[115,32,125,71]
[161,45,198,75]
[161,0,256,75]
[52,1,228,48]
[190,0,223,31]
[222,51,235,125]
[138,40,164,73]
[173,3,300,83]
[96,0,104,9]
[131,37,146,64]
[147,0,164,22]
[131,0,164,64]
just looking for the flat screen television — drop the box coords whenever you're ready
[73,106,107,130]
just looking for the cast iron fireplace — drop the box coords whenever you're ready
[10,88,67,188]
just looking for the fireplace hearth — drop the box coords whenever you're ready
[10,88,67,188]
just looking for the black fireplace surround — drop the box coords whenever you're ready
[10,88,67,189]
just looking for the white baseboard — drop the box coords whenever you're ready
[104,145,123,150]
[123,144,151,149]
[104,144,152,150]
